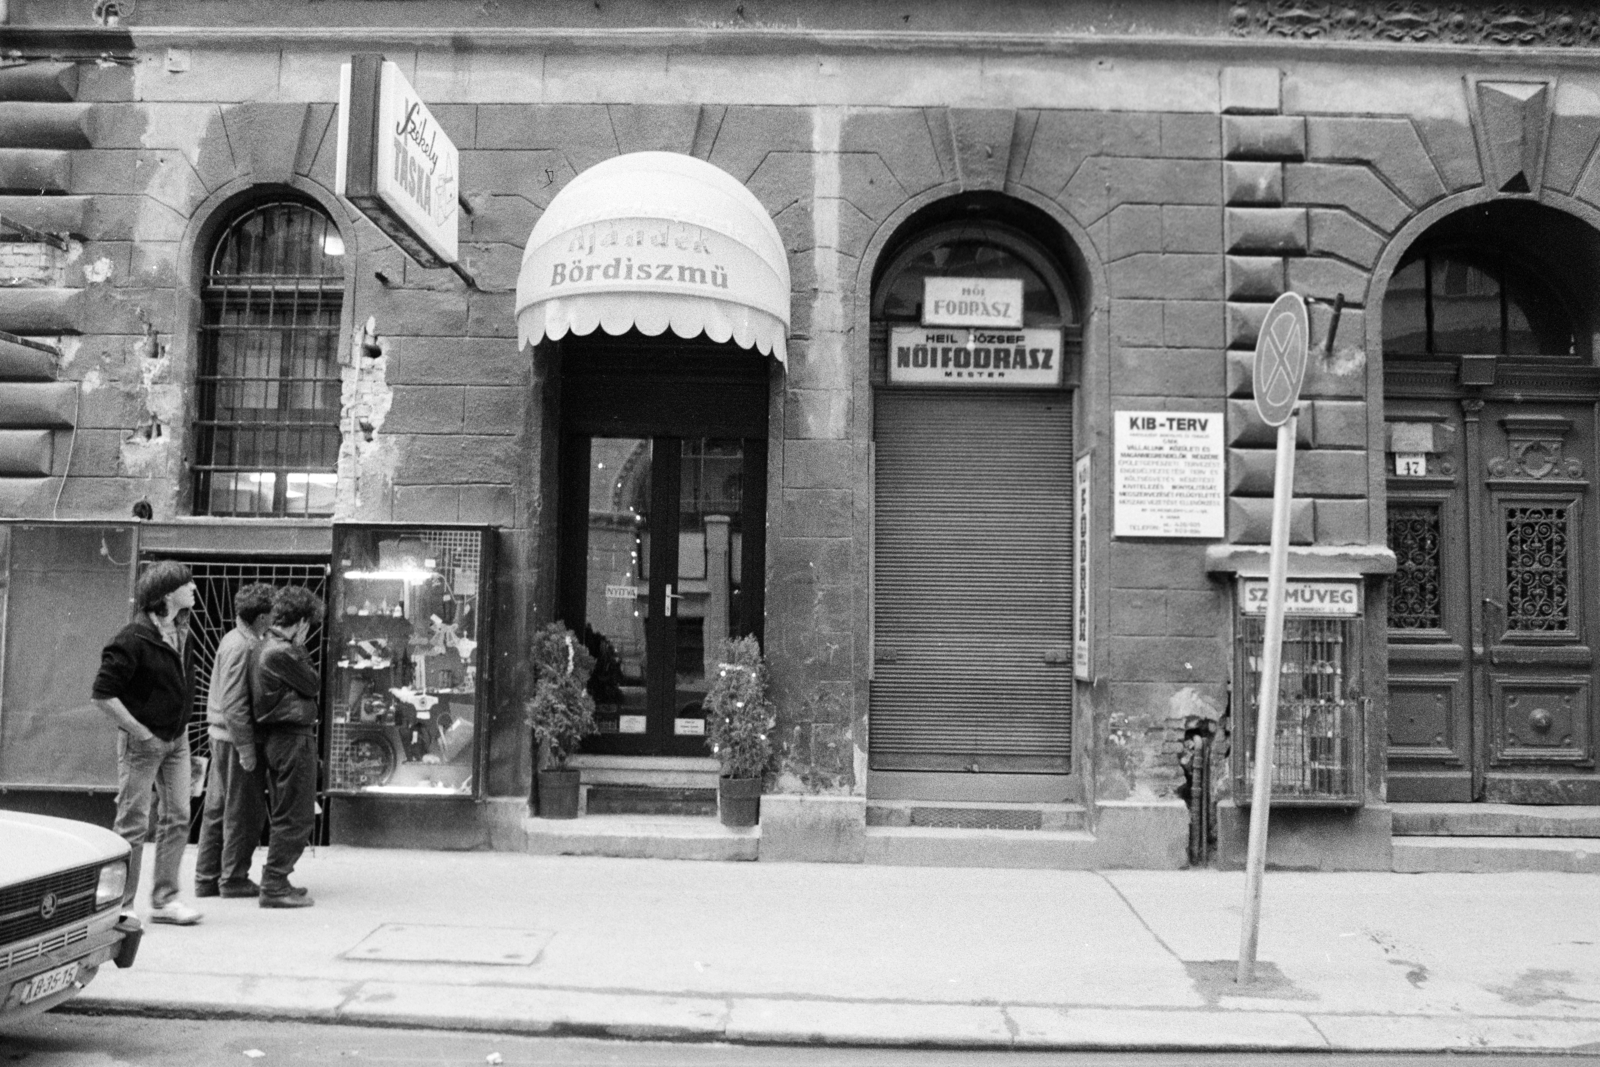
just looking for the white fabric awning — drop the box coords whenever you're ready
[516,152,791,362]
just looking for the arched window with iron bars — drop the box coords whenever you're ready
[192,198,346,517]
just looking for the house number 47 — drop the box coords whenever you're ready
[1394,453,1427,477]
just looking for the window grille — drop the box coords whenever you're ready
[1505,505,1571,633]
[1233,614,1366,807]
[193,199,345,518]
[1387,504,1443,630]
[142,556,332,842]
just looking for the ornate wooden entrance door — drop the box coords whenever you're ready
[1387,374,1600,804]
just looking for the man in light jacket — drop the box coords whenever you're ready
[250,585,324,908]
[194,581,275,899]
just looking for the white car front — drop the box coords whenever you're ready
[0,810,142,1022]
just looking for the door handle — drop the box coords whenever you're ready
[664,583,684,617]
[1481,597,1505,663]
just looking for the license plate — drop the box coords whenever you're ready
[18,962,78,1005]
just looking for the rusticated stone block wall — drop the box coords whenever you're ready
[13,13,1600,814]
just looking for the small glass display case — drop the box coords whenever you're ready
[1232,578,1367,808]
[325,524,493,797]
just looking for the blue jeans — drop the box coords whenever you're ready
[113,731,191,908]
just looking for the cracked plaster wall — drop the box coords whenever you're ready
[337,336,397,521]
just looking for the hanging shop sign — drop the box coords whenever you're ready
[1238,578,1362,618]
[888,326,1063,387]
[1113,410,1225,539]
[922,277,1024,329]
[1074,452,1093,681]
[336,54,460,268]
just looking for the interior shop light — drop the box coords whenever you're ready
[342,567,434,583]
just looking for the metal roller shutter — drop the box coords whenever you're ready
[870,391,1074,773]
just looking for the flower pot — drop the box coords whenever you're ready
[536,767,581,819]
[718,775,762,828]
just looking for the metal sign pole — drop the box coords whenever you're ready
[1237,289,1309,985]
[1237,408,1297,983]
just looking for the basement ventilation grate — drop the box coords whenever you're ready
[909,807,1043,831]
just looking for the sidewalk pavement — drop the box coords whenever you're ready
[73,845,1600,1054]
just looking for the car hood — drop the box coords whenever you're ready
[0,810,129,884]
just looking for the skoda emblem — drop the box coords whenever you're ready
[39,891,57,920]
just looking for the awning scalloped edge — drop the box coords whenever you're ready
[517,293,787,362]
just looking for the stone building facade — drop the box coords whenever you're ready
[2,0,1598,867]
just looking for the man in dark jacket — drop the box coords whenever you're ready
[92,560,204,926]
[194,581,274,899]
[250,585,324,908]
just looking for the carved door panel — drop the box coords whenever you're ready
[1478,403,1599,803]
[1387,397,1600,804]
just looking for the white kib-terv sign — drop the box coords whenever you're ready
[888,326,1063,387]
[336,54,459,268]
[922,277,1024,328]
[1113,410,1225,539]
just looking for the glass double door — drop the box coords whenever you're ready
[562,435,764,757]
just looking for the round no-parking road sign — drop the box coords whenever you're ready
[1253,292,1309,427]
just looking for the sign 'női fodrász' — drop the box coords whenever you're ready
[888,326,1064,386]
[922,277,1025,329]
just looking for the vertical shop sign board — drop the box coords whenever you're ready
[1074,453,1092,681]
[336,54,460,268]
[1113,412,1225,538]
[1238,291,1309,984]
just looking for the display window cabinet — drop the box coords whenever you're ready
[325,525,494,798]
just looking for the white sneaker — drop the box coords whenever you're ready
[149,900,203,926]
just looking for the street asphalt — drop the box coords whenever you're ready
[67,844,1600,1054]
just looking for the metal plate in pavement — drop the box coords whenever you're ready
[342,924,551,966]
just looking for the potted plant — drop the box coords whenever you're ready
[525,621,598,819]
[703,635,776,827]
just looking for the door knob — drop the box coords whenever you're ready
[664,583,685,617]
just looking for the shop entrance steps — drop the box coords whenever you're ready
[867,799,1088,831]
[864,801,1097,868]
[567,755,720,790]
[570,755,721,816]
[1391,802,1600,836]
[1391,803,1600,872]
[520,812,759,861]
[584,785,717,816]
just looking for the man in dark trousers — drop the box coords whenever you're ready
[194,581,275,899]
[92,560,204,926]
[250,586,324,908]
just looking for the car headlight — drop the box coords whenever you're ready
[96,860,127,908]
